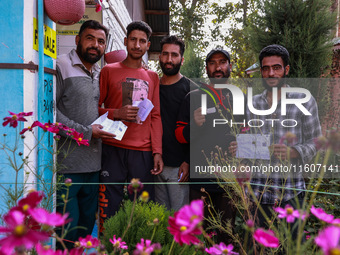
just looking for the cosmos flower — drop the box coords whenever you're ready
[0,210,49,254]
[168,200,203,246]
[133,238,155,255]
[311,205,334,224]
[253,229,279,248]
[110,235,128,250]
[3,111,32,128]
[205,243,238,255]
[274,204,306,223]
[315,226,340,255]
[28,208,69,227]
[78,235,100,249]
[71,130,89,146]
[34,121,60,134]
[11,190,44,215]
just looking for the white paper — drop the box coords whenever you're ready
[91,112,127,141]
[236,134,271,160]
[133,99,154,123]
[206,107,216,114]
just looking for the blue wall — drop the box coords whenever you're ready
[0,0,24,213]
[0,0,56,214]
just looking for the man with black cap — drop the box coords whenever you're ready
[176,48,244,243]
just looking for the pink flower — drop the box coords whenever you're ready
[253,229,279,248]
[315,226,340,255]
[29,208,69,227]
[133,238,155,255]
[0,210,49,254]
[311,205,334,224]
[110,235,128,250]
[11,190,44,215]
[332,218,340,226]
[36,242,64,255]
[3,111,32,128]
[274,204,306,223]
[205,243,238,254]
[32,121,60,134]
[127,178,144,194]
[68,248,85,255]
[78,235,100,249]
[71,131,89,146]
[175,199,204,231]
[20,126,34,135]
[168,200,203,246]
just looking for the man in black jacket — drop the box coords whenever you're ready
[176,48,244,243]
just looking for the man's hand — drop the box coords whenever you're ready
[194,107,205,127]
[92,124,115,139]
[178,161,189,182]
[151,153,163,175]
[228,141,237,157]
[272,144,300,160]
[115,105,139,121]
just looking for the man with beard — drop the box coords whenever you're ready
[245,44,321,238]
[155,35,190,211]
[98,21,163,232]
[176,49,243,243]
[56,20,114,249]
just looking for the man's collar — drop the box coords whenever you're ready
[69,49,100,73]
[261,84,292,100]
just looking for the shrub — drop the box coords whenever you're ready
[101,200,202,254]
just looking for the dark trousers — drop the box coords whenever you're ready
[99,145,155,233]
[190,188,237,244]
[56,171,99,250]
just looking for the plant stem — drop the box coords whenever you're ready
[167,239,176,255]
[178,244,188,255]
[296,148,331,254]
[121,191,137,241]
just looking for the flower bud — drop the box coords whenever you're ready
[139,191,149,203]
[153,218,159,225]
[65,178,72,187]
[246,219,254,229]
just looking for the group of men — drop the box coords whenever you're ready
[56,19,321,248]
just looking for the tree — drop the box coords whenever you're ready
[248,0,337,78]
[170,0,210,48]
[247,0,337,122]
[209,0,260,78]
[180,41,205,78]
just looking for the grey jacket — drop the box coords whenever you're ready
[56,49,101,173]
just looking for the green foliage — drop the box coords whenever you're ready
[247,0,337,121]
[248,0,337,78]
[181,42,205,78]
[210,0,260,78]
[101,200,202,254]
[170,0,210,47]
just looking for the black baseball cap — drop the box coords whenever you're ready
[205,48,231,64]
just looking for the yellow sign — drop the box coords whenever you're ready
[33,17,57,59]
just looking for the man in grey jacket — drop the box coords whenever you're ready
[56,20,114,249]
